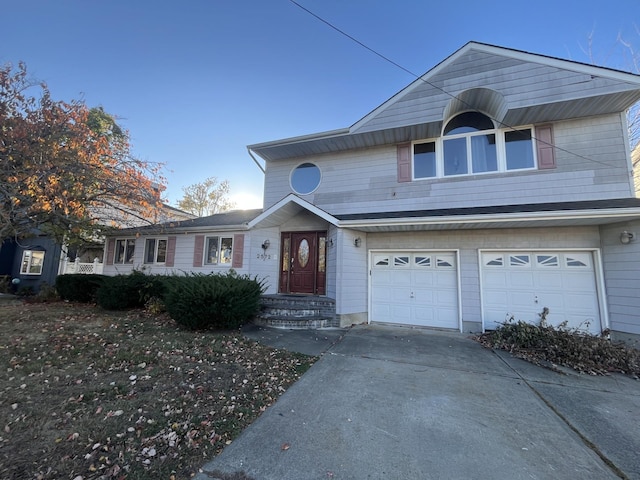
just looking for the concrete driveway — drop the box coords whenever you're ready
[196,325,640,480]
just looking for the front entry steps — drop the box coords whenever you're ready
[253,294,339,329]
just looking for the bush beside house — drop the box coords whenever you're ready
[55,271,265,331]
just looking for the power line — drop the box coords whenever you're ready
[288,0,628,171]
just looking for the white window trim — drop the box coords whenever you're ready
[20,250,45,275]
[114,238,136,264]
[203,235,234,266]
[144,237,168,265]
[412,124,538,180]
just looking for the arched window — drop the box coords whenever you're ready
[411,113,537,180]
[443,112,497,175]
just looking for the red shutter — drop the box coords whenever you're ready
[232,234,244,268]
[397,143,412,182]
[193,235,204,267]
[106,238,115,265]
[536,125,556,169]
[165,236,176,267]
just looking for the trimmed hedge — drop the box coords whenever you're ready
[164,273,265,330]
[55,274,108,303]
[96,271,169,310]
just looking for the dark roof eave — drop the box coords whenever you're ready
[108,209,263,236]
[336,198,640,222]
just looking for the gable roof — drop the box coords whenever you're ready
[248,194,339,229]
[248,41,640,163]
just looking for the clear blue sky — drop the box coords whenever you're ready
[2,1,638,209]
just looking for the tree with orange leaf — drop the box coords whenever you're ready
[0,61,165,247]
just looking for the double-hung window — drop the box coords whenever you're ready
[204,236,233,265]
[114,239,136,264]
[20,250,45,275]
[413,112,536,179]
[144,238,167,264]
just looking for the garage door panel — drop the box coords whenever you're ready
[536,272,563,288]
[391,304,412,324]
[509,291,535,309]
[371,251,459,329]
[390,270,412,286]
[482,250,601,334]
[562,274,596,291]
[435,273,457,288]
[437,289,458,305]
[510,272,535,287]
[371,304,391,322]
[413,289,435,303]
[562,292,598,311]
[413,306,435,324]
[413,270,435,286]
[371,270,392,285]
[483,271,508,287]
[371,286,393,302]
[484,291,508,307]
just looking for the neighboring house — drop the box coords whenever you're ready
[0,203,194,293]
[0,236,62,294]
[102,42,640,341]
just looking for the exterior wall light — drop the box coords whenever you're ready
[620,231,635,244]
[354,237,362,247]
[261,239,270,251]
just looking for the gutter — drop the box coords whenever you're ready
[247,148,265,174]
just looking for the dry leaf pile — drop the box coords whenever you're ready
[0,302,315,479]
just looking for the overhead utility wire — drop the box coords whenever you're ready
[288,0,624,170]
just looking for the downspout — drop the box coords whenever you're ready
[247,148,265,174]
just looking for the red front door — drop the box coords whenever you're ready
[279,231,326,295]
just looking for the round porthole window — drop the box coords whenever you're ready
[290,163,321,195]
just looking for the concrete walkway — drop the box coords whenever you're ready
[196,324,640,480]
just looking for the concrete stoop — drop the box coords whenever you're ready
[253,294,338,329]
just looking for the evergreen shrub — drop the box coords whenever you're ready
[165,272,265,330]
[55,274,107,303]
[97,271,170,310]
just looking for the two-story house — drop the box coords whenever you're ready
[102,42,640,342]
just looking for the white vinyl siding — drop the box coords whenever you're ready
[600,221,640,335]
[102,233,250,277]
[263,115,632,215]
[352,49,637,134]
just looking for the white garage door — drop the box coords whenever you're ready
[481,251,602,334]
[370,252,459,329]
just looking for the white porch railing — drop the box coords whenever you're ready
[59,257,104,275]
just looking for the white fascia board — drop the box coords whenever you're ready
[339,207,640,229]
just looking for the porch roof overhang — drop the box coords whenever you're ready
[248,194,339,230]
[334,198,640,233]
